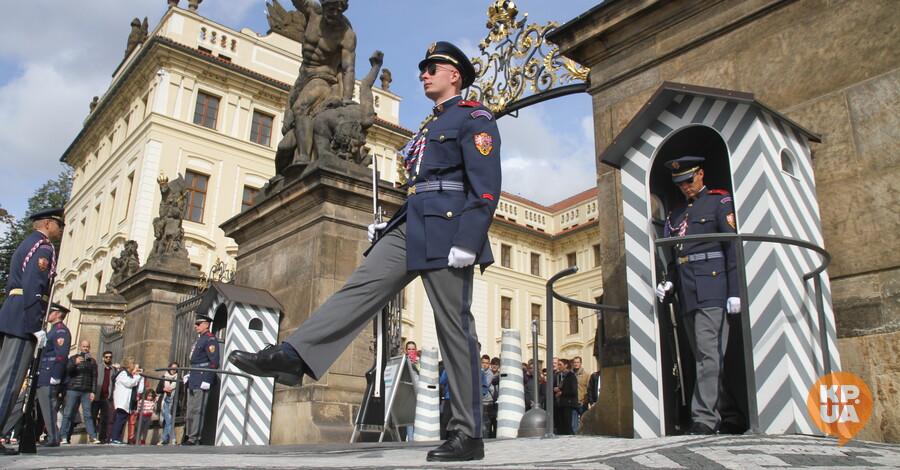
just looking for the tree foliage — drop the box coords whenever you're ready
[0,169,73,303]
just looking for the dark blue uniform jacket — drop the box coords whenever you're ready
[188,331,220,390]
[0,231,55,339]
[37,322,70,387]
[378,95,502,272]
[664,187,738,314]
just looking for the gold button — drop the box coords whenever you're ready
[423,128,429,133]
[439,135,446,142]
[701,218,706,223]
[712,271,718,276]
[446,211,453,218]
[688,203,693,207]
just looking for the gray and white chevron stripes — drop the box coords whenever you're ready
[413,347,440,442]
[216,302,279,446]
[619,92,837,437]
[496,329,525,439]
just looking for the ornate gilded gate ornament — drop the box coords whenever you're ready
[467,0,590,116]
[197,258,235,294]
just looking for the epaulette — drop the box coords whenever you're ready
[458,100,480,107]
[708,189,730,196]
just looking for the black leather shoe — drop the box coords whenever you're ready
[687,422,716,435]
[0,443,18,455]
[228,344,306,386]
[41,440,60,447]
[426,432,484,462]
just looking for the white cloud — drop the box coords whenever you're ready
[0,1,265,219]
[497,109,596,206]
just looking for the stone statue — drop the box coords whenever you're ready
[269,0,357,176]
[146,175,192,271]
[89,96,99,113]
[266,0,306,41]
[380,68,392,91]
[124,17,149,58]
[167,0,180,7]
[188,0,202,11]
[106,240,141,293]
[312,50,383,165]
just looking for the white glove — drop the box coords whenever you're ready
[33,330,47,349]
[50,377,60,385]
[727,297,741,314]
[448,246,477,268]
[367,222,388,242]
[182,373,190,384]
[655,282,673,302]
[200,381,211,391]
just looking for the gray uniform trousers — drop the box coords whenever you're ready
[36,385,60,443]
[0,335,34,436]
[285,223,483,438]
[185,388,209,443]
[683,306,730,428]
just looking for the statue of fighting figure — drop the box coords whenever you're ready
[271,0,357,175]
[146,175,192,271]
[106,240,141,294]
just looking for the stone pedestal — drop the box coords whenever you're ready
[71,294,127,351]
[117,266,201,370]
[221,158,405,444]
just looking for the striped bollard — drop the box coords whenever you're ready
[413,347,440,441]
[496,329,525,438]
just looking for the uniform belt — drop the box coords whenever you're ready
[676,251,724,265]
[7,288,48,302]
[407,180,464,196]
[193,362,210,368]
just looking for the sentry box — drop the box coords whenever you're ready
[196,281,283,445]
[598,82,838,437]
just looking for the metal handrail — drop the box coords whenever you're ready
[154,367,255,445]
[542,268,627,438]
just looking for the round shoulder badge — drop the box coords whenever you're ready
[208,344,216,353]
[474,132,493,156]
[38,257,49,271]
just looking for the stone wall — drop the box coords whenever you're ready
[550,0,900,440]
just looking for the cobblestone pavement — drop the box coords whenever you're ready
[3,434,899,469]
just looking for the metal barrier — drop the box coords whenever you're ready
[544,232,830,436]
[152,367,256,445]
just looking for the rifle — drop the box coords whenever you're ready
[19,278,58,454]
[656,245,686,408]
[352,156,391,441]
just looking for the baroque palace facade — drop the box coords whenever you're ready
[55,6,603,366]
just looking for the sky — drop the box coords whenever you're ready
[0,0,600,222]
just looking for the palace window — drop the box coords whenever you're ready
[593,244,602,268]
[184,170,209,223]
[250,111,273,146]
[569,304,579,335]
[566,252,577,268]
[501,296,512,329]
[193,91,220,129]
[501,244,512,268]
[531,303,542,335]
[530,252,540,276]
[241,185,259,211]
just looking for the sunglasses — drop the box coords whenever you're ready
[420,63,455,78]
